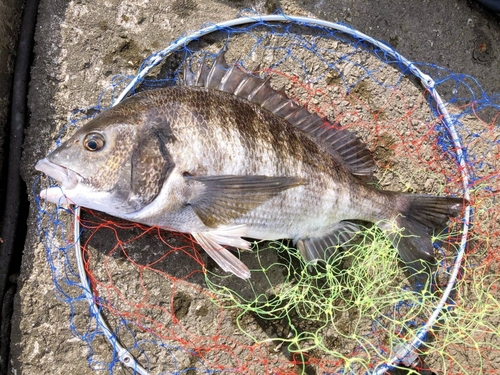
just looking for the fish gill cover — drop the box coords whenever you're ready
[34,12,499,375]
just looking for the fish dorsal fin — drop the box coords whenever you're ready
[182,52,376,176]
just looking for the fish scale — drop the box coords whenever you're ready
[35,52,465,282]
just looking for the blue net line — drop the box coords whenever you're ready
[34,11,500,375]
[118,13,471,373]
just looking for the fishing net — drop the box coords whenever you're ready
[34,11,499,375]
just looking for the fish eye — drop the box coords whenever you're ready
[83,133,105,151]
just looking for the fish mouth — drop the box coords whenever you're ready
[35,158,80,190]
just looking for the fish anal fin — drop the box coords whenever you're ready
[192,230,251,279]
[186,175,304,228]
[296,221,360,263]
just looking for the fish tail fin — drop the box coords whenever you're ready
[380,194,465,284]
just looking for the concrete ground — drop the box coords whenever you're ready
[3,0,499,374]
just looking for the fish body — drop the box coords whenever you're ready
[36,54,464,280]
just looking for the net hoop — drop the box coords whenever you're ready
[71,13,472,374]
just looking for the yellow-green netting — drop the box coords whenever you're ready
[35,12,499,375]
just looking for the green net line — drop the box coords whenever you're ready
[34,10,500,375]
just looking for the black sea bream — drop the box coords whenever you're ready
[35,53,465,280]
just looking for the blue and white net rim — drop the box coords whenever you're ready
[70,13,472,374]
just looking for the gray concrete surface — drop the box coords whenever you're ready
[12,0,500,374]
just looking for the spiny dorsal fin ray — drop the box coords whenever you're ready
[182,52,376,176]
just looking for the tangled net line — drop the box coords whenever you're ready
[35,11,500,375]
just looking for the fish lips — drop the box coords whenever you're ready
[35,159,82,204]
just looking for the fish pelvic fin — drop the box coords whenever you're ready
[182,51,375,177]
[296,221,360,264]
[380,194,466,284]
[192,226,252,279]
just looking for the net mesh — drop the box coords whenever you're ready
[34,12,499,375]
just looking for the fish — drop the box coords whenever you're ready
[35,52,465,281]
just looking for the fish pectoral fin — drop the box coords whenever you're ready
[192,230,251,279]
[186,175,304,227]
[296,221,360,263]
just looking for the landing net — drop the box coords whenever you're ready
[35,11,499,375]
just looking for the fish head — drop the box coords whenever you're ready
[35,98,173,215]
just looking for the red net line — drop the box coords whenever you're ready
[69,73,494,374]
[33,18,500,371]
